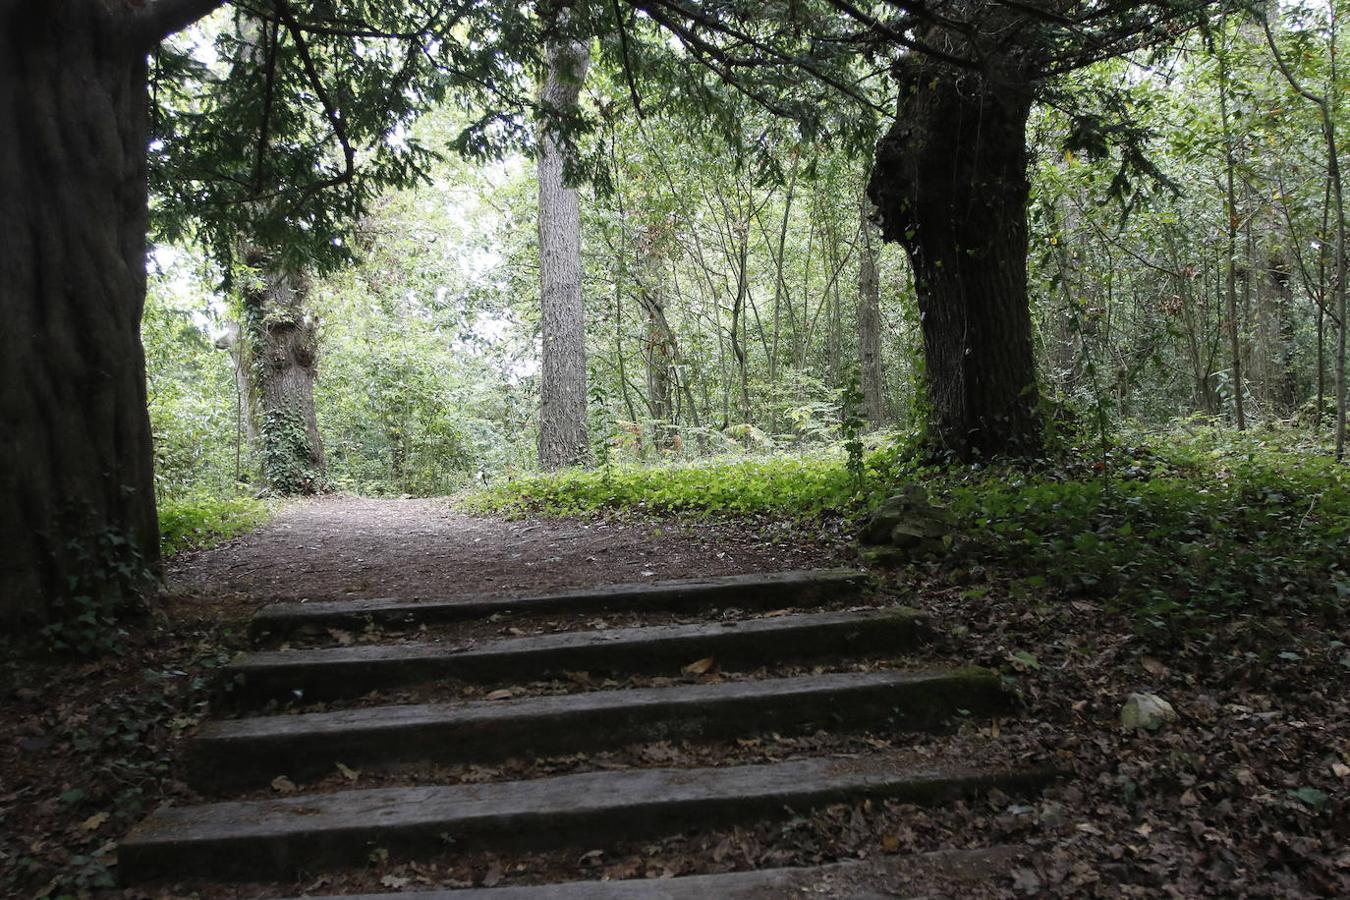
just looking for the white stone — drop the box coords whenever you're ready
[1121,693,1177,731]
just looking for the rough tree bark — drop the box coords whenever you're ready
[535,24,591,471]
[0,0,224,630]
[869,57,1041,458]
[857,195,887,427]
[240,250,327,494]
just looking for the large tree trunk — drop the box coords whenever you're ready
[240,251,326,494]
[857,195,887,427]
[0,4,166,630]
[869,59,1041,458]
[535,30,591,471]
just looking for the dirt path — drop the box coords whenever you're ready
[166,496,851,604]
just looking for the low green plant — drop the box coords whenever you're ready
[40,525,155,657]
[839,372,867,497]
[158,495,271,557]
[942,429,1350,630]
[460,448,905,519]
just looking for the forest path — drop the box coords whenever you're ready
[166,495,843,604]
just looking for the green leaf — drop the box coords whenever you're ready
[1287,787,1328,811]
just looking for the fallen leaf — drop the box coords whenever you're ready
[335,762,360,783]
[482,863,503,887]
[1011,867,1042,894]
[1008,650,1040,671]
[1332,762,1349,778]
[1141,657,1168,676]
[881,834,902,853]
[79,812,109,832]
[682,656,716,675]
[271,775,297,794]
[485,689,514,701]
[380,874,409,889]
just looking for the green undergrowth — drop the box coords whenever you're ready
[158,495,272,557]
[458,451,894,518]
[463,428,1350,629]
[945,435,1350,628]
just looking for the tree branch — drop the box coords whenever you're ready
[610,0,646,117]
[130,0,227,48]
[273,0,357,193]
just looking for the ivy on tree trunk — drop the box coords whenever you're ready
[240,251,327,495]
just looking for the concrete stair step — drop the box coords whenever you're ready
[120,753,1050,884]
[191,668,1009,791]
[251,569,869,643]
[290,846,1021,898]
[224,608,927,707]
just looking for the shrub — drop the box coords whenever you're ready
[158,496,271,557]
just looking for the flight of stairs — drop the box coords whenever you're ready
[120,568,1050,896]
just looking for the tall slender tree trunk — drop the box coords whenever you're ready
[767,161,797,387]
[869,58,1041,458]
[240,251,326,494]
[824,210,843,382]
[857,195,887,427]
[636,229,676,449]
[535,25,591,470]
[1269,255,1300,415]
[0,4,170,628]
[215,321,259,473]
[1264,7,1347,458]
[729,227,752,427]
[1218,40,1247,430]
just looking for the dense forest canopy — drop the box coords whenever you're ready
[3,0,1348,632]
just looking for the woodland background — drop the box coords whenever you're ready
[141,5,1350,556]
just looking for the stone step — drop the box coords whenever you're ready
[191,668,1008,791]
[291,846,1020,899]
[250,569,870,642]
[224,608,926,707]
[120,753,1050,884]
